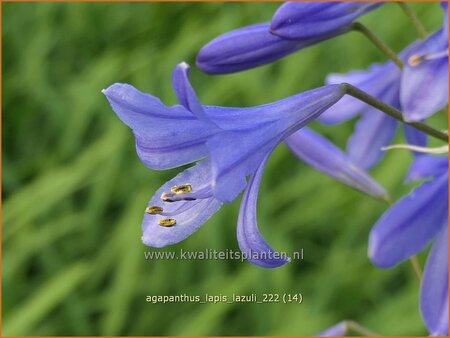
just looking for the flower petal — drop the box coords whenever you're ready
[316,321,347,336]
[207,85,345,202]
[319,61,400,124]
[271,2,382,40]
[237,153,290,268]
[196,23,344,74]
[103,83,218,169]
[401,30,449,121]
[141,160,222,247]
[403,124,428,150]
[441,2,448,40]
[285,127,388,199]
[347,108,398,169]
[368,173,448,268]
[406,155,448,182]
[172,62,209,122]
[420,224,449,336]
[207,126,275,203]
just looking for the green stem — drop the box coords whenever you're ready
[409,255,423,281]
[343,83,449,143]
[346,320,379,336]
[398,2,428,39]
[351,22,404,69]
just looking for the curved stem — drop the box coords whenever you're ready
[398,2,428,39]
[351,22,404,69]
[343,83,449,143]
[409,255,423,280]
[346,320,379,336]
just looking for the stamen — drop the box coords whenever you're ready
[381,144,449,154]
[171,184,193,194]
[158,218,177,227]
[145,206,163,215]
[408,54,424,67]
[161,192,176,202]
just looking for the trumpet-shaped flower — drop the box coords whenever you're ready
[196,23,344,74]
[318,60,414,169]
[103,62,387,267]
[271,2,382,40]
[320,3,448,168]
[401,2,448,122]
[369,155,448,335]
[196,2,381,74]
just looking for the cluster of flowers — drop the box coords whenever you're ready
[103,2,448,335]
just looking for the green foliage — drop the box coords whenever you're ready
[3,2,443,336]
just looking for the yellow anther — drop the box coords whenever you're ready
[161,192,175,202]
[145,206,163,215]
[158,218,177,227]
[408,54,423,67]
[171,184,192,194]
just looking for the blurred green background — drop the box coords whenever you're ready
[3,2,445,336]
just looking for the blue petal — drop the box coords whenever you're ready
[237,153,290,268]
[421,224,449,336]
[368,173,448,268]
[319,61,400,124]
[347,108,398,169]
[207,85,345,202]
[141,160,222,247]
[316,321,347,336]
[442,2,448,40]
[196,23,345,74]
[271,2,382,40]
[207,126,276,203]
[172,62,210,122]
[403,124,428,151]
[406,155,448,182]
[401,30,449,121]
[285,127,388,199]
[103,83,219,170]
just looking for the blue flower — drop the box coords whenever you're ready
[319,59,426,169]
[103,62,387,268]
[320,61,402,169]
[368,155,448,335]
[196,22,343,75]
[271,2,382,40]
[320,3,448,168]
[401,2,448,122]
[196,2,381,74]
[286,127,388,199]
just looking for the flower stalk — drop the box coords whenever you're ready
[343,83,449,142]
[346,320,379,336]
[410,255,423,280]
[398,2,428,39]
[351,22,404,69]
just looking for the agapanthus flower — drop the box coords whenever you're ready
[103,62,387,268]
[401,2,448,122]
[271,2,382,40]
[196,2,381,74]
[319,3,448,168]
[318,59,426,169]
[369,154,448,335]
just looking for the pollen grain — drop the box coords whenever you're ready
[158,218,177,227]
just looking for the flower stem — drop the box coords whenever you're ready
[398,2,428,39]
[343,83,449,143]
[351,22,404,69]
[346,320,379,336]
[409,255,423,280]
